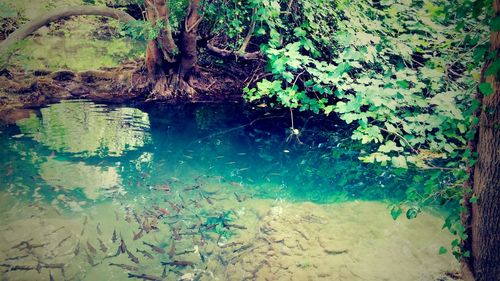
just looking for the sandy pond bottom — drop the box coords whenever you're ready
[0,187,458,281]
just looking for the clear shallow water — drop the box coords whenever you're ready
[0,100,457,280]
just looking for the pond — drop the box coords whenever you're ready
[0,100,458,280]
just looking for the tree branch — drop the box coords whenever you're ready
[238,7,257,54]
[0,6,135,52]
[207,40,262,61]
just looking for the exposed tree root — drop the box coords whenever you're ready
[0,59,258,123]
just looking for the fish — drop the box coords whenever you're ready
[73,241,81,256]
[155,184,170,192]
[56,234,72,248]
[125,214,132,223]
[142,241,165,254]
[127,273,163,281]
[133,211,142,225]
[234,192,244,203]
[112,229,118,243]
[120,236,128,253]
[161,260,194,267]
[97,222,103,236]
[81,216,88,236]
[86,251,95,266]
[133,229,144,240]
[172,226,182,241]
[87,241,97,255]
[49,271,55,281]
[142,218,152,233]
[136,248,154,259]
[165,201,180,214]
[155,206,170,216]
[109,263,138,271]
[126,249,140,264]
[168,240,176,258]
[114,211,120,221]
[98,238,108,253]
[200,193,213,205]
[162,266,168,278]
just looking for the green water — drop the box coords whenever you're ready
[0,100,458,280]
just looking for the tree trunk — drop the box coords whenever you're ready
[144,0,177,75]
[179,0,201,80]
[465,0,500,280]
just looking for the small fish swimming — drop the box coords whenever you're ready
[127,273,163,281]
[98,238,108,253]
[56,234,72,248]
[142,241,165,254]
[161,260,194,267]
[136,248,154,259]
[96,222,103,236]
[133,229,144,240]
[87,240,97,255]
[49,271,55,281]
[86,251,95,266]
[120,236,128,253]
[168,240,176,258]
[109,262,138,271]
[73,241,80,256]
[112,229,117,243]
[126,249,140,264]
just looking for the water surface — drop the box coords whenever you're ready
[0,100,458,280]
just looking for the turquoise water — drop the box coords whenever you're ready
[0,100,458,280]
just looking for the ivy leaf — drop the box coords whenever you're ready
[479,82,494,96]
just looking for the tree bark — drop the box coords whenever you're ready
[466,0,500,280]
[144,0,178,75]
[0,6,134,52]
[179,0,201,80]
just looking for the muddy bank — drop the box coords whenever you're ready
[0,60,252,124]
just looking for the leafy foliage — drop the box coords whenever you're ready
[241,0,490,258]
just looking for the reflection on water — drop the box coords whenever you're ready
[0,100,458,280]
[17,100,151,157]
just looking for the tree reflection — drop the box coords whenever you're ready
[16,100,151,157]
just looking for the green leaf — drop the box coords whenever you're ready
[406,207,420,219]
[485,58,500,77]
[392,156,408,168]
[491,16,500,32]
[470,195,478,203]
[439,246,447,255]
[390,206,403,220]
[479,82,494,96]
